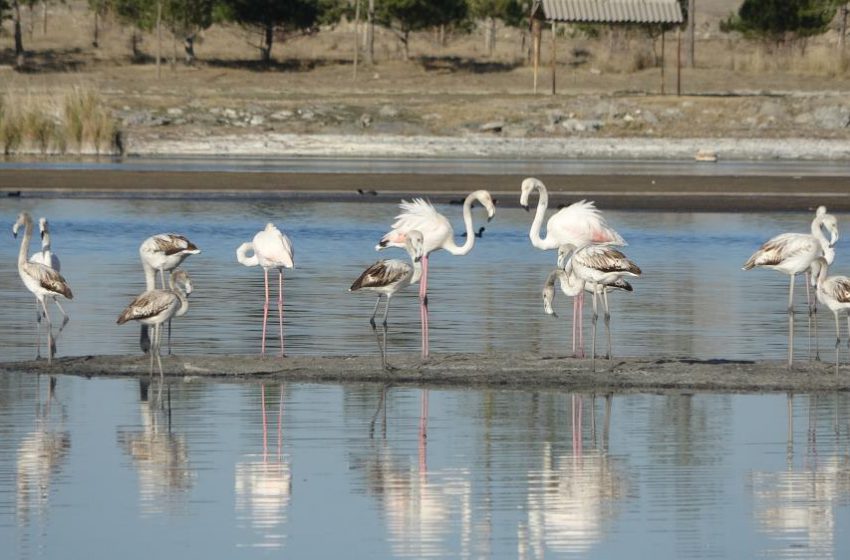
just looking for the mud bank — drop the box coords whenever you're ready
[2,354,848,393]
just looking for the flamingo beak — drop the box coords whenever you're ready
[522,204,530,212]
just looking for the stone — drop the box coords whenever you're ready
[167,107,184,116]
[249,115,265,126]
[479,121,504,133]
[359,114,372,128]
[270,110,294,121]
[378,105,399,118]
[812,105,850,129]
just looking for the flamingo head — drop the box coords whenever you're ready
[405,230,425,263]
[822,213,839,247]
[171,268,193,296]
[520,177,544,211]
[12,212,31,238]
[38,217,49,240]
[542,270,559,317]
[556,243,578,270]
[471,190,497,222]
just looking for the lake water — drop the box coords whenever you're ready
[2,192,850,558]
[1,197,848,361]
[1,373,849,559]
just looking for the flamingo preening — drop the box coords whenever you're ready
[520,178,625,356]
[376,190,496,359]
[555,243,641,370]
[13,212,73,364]
[237,223,294,356]
[811,257,850,373]
[139,233,200,354]
[117,268,193,379]
[743,206,838,367]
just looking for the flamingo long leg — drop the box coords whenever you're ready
[420,254,430,360]
[278,269,285,357]
[261,268,270,355]
[788,274,796,368]
[834,311,841,373]
[154,323,164,382]
[40,297,54,364]
[419,390,429,476]
[591,285,598,372]
[578,292,585,358]
[603,288,612,360]
[805,272,812,361]
[261,384,268,459]
[35,299,42,359]
[381,294,392,326]
[167,319,172,355]
[369,296,382,326]
[571,296,578,356]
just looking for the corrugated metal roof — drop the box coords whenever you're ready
[539,0,683,24]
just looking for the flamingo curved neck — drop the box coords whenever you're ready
[142,260,158,291]
[811,215,831,252]
[443,192,481,256]
[168,276,190,316]
[17,217,33,269]
[236,242,260,267]
[528,182,557,250]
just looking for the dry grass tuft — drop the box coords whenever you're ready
[0,88,120,155]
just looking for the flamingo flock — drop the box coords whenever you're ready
[9,177,849,374]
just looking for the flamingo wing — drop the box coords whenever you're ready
[350,259,412,291]
[577,245,642,276]
[827,276,850,303]
[254,225,294,268]
[22,262,73,299]
[743,233,817,270]
[548,200,626,246]
[117,290,177,324]
[378,199,451,250]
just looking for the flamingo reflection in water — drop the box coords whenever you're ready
[16,376,71,525]
[116,380,194,515]
[235,384,291,549]
[355,388,473,558]
[750,394,850,557]
[520,393,630,558]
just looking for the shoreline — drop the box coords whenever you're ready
[2,353,849,394]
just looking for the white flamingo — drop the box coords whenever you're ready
[237,223,294,357]
[543,264,633,361]
[28,218,62,359]
[811,257,850,373]
[350,230,425,326]
[376,190,496,359]
[558,244,641,370]
[520,177,625,356]
[13,212,73,364]
[117,268,193,379]
[139,233,200,354]
[743,206,838,367]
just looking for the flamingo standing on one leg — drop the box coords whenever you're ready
[743,206,838,367]
[376,190,496,359]
[520,177,626,357]
[811,257,850,374]
[558,243,641,371]
[117,269,192,380]
[237,223,294,357]
[139,233,200,354]
[28,218,63,359]
[12,212,73,364]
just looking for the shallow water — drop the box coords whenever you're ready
[1,197,848,361]
[1,373,849,559]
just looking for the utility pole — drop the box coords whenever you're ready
[687,0,695,68]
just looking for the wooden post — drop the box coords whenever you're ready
[840,4,848,53]
[532,18,541,93]
[366,0,375,64]
[550,21,556,95]
[156,0,162,80]
[687,0,695,68]
[661,30,666,95]
[676,27,682,96]
[353,0,360,79]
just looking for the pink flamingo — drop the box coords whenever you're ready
[237,223,294,356]
[376,190,496,359]
[520,177,626,356]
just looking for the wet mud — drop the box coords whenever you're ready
[2,353,848,394]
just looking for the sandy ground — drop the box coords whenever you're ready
[2,353,848,394]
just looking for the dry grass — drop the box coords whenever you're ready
[0,88,119,155]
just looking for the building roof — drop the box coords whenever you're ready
[535,0,684,24]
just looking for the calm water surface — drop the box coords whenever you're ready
[1,198,848,360]
[1,373,849,559]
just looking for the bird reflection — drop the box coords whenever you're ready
[523,394,629,557]
[16,376,71,525]
[116,380,193,515]
[356,389,473,558]
[234,384,291,549]
[751,393,850,557]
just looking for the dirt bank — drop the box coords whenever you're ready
[2,353,848,394]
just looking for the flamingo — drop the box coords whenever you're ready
[12,212,73,364]
[558,243,641,370]
[542,264,633,361]
[520,177,625,356]
[237,223,294,356]
[811,257,850,373]
[139,233,200,354]
[350,230,425,326]
[117,268,193,379]
[28,218,62,359]
[376,190,496,359]
[743,206,838,367]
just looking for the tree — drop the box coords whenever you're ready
[375,0,467,59]
[216,0,331,64]
[468,0,525,56]
[111,0,159,59]
[164,0,214,63]
[88,0,110,47]
[721,0,842,44]
[12,0,25,68]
